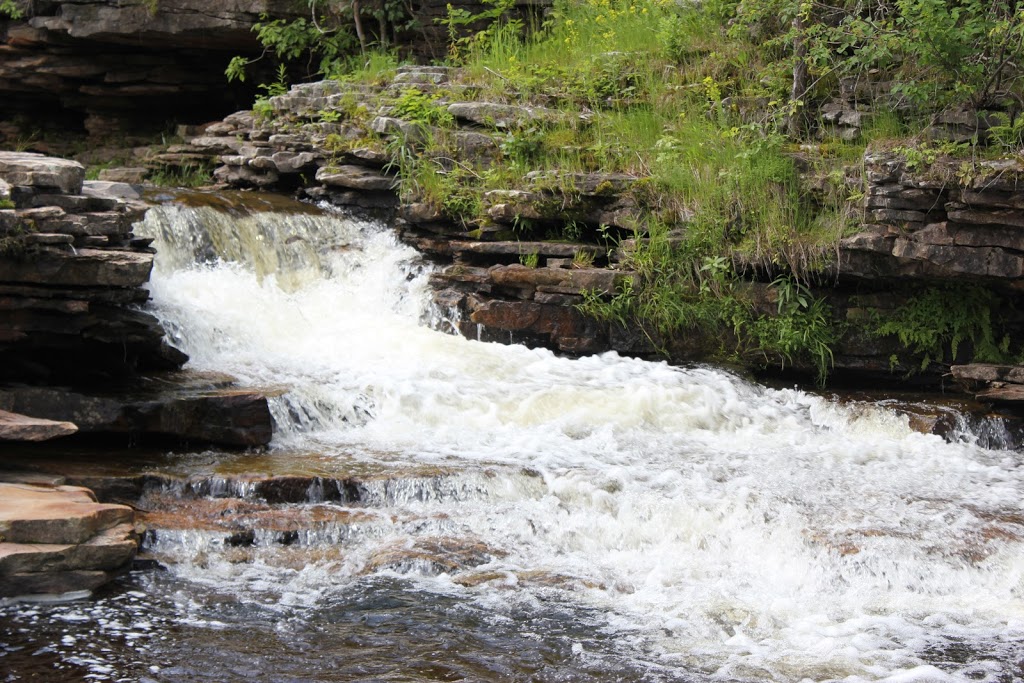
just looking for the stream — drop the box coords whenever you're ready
[4,195,1024,682]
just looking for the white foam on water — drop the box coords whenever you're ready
[135,204,1024,681]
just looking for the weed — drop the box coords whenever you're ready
[519,251,539,268]
[871,285,1013,372]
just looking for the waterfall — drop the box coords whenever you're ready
[123,198,1024,682]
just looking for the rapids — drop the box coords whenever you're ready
[4,195,1024,682]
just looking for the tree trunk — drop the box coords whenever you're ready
[352,0,367,53]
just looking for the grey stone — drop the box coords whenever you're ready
[315,165,396,191]
[0,152,85,194]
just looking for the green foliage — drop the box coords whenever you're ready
[987,111,1024,152]
[439,0,522,63]
[147,163,212,188]
[519,251,540,268]
[872,285,1013,371]
[225,0,413,84]
[316,108,342,123]
[751,276,837,385]
[724,0,1024,113]
[0,199,14,210]
[894,139,970,170]
[572,249,595,268]
[583,222,839,384]
[389,89,454,127]
[0,0,24,19]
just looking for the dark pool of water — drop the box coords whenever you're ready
[1,570,692,683]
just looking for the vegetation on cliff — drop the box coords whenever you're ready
[234,0,1024,383]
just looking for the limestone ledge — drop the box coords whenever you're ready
[0,151,187,386]
[0,479,136,598]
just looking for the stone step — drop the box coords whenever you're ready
[0,522,136,575]
[0,482,133,545]
[0,409,77,441]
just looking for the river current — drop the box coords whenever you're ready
[4,198,1024,682]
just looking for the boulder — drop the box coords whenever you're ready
[0,152,85,194]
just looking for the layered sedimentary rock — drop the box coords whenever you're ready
[0,151,186,384]
[840,155,1024,282]
[0,408,77,441]
[0,0,306,139]
[0,0,547,143]
[0,152,274,446]
[0,479,136,597]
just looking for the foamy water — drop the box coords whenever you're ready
[130,200,1024,682]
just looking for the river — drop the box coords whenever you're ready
[3,196,1024,682]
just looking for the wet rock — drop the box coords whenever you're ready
[0,382,273,447]
[365,536,502,574]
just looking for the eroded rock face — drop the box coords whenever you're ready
[840,155,1024,283]
[0,151,187,384]
[0,0,548,145]
[0,0,308,140]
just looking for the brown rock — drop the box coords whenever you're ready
[0,409,77,441]
[0,523,136,575]
[0,482,133,545]
[0,247,154,287]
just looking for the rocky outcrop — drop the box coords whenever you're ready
[0,0,548,147]
[952,364,1024,402]
[0,0,306,141]
[0,151,186,384]
[840,155,1024,283]
[165,71,1024,387]
[0,479,136,597]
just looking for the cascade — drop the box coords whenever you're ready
[4,197,1024,682]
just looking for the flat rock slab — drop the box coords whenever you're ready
[0,247,154,287]
[977,386,1024,403]
[0,409,77,441]
[315,165,396,191]
[0,482,133,545]
[0,384,273,447]
[951,364,1024,386]
[0,569,120,598]
[0,522,136,575]
[0,151,85,194]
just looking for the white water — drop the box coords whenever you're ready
[136,202,1024,682]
